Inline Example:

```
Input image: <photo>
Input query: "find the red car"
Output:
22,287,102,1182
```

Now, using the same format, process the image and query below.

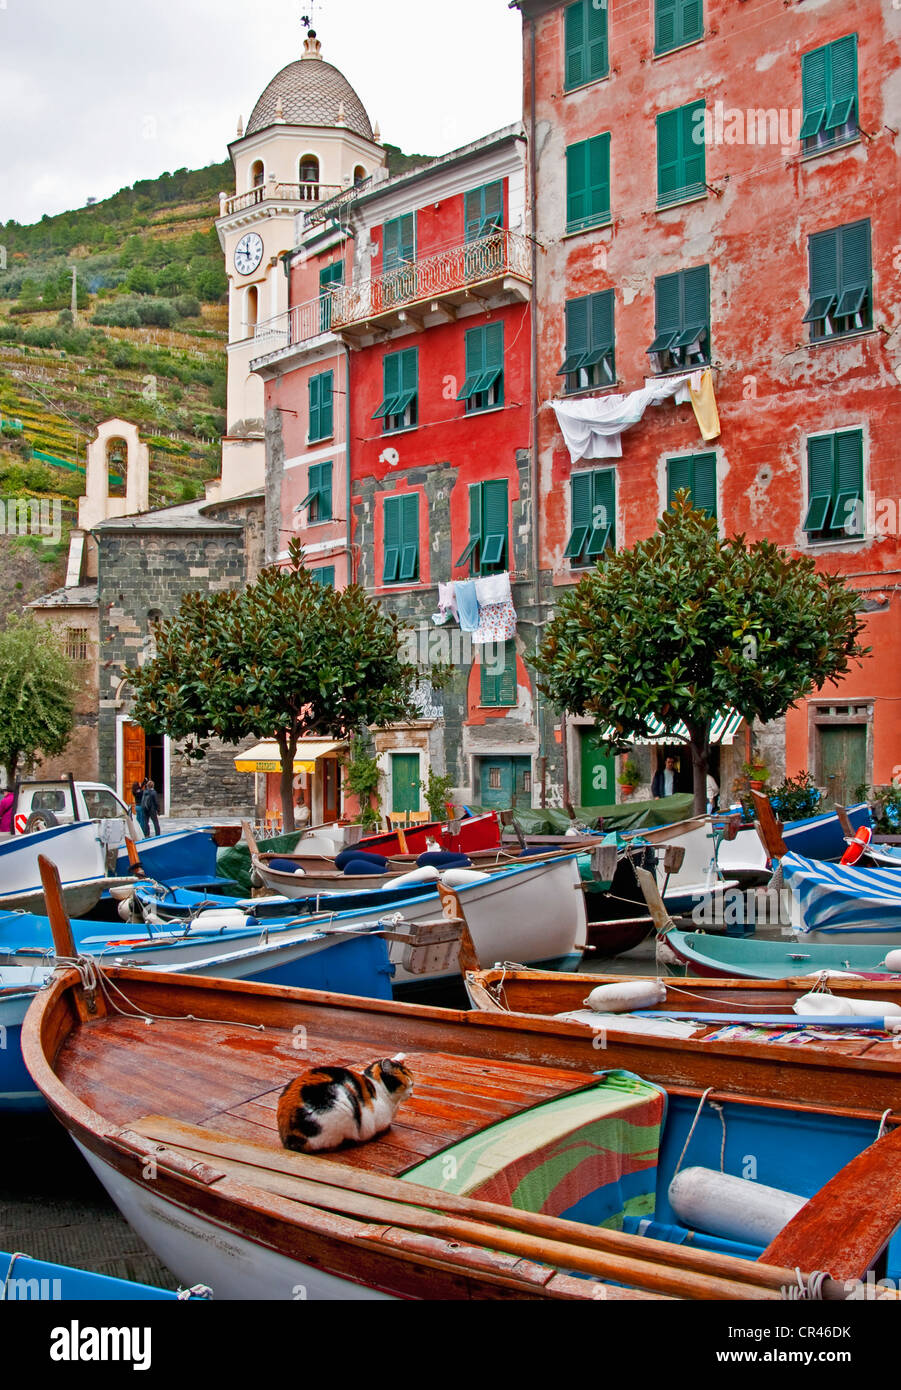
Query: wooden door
123,723,146,803
321,758,341,823
391,754,420,815
580,729,615,806
820,726,867,806
479,756,532,809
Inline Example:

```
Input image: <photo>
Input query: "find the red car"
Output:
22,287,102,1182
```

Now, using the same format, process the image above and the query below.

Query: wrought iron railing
224,183,344,216
330,230,532,327
304,176,373,229
252,294,335,354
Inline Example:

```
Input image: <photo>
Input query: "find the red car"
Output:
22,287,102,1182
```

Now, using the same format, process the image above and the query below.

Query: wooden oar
38,856,107,1023
241,820,261,858
761,1124,901,1281
132,1115,852,1300
122,836,146,878
751,789,788,859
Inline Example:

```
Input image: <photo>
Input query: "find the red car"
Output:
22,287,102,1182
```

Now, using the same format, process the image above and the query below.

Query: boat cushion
401,1069,665,1229
341,858,388,876
335,848,387,871
268,859,303,874
416,851,471,869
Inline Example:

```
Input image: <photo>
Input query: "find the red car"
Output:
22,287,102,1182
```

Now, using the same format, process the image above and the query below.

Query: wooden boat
22,860,901,1302
113,825,221,885
656,927,901,981
1,964,51,1111
0,821,137,917
0,1249,208,1301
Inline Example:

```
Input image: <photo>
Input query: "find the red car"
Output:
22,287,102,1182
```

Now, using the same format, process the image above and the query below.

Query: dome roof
246,36,374,141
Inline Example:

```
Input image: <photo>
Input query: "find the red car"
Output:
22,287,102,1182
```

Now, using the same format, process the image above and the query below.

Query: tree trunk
686,723,711,817
275,729,298,835
4,756,17,790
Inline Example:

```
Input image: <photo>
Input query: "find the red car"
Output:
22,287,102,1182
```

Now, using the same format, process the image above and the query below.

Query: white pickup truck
6,777,144,840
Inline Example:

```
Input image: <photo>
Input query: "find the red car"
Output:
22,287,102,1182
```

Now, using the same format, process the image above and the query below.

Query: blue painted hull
0,996,43,1111
781,803,871,860
114,827,219,882
0,1250,193,1300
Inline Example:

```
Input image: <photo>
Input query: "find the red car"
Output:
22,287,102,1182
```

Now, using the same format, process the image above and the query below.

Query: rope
793,1268,829,1301
177,1284,214,1300
0,1252,28,1300
673,1088,727,1176
54,955,266,1034
877,1109,892,1141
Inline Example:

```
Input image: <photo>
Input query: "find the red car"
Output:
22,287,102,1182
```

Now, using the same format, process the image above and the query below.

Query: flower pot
619,784,636,797
749,779,766,792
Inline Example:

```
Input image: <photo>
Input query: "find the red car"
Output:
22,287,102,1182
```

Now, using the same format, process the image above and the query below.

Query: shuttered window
657,101,706,206
648,266,710,371
319,260,344,332
298,460,333,524
308,371,334,442
373,348,418,431
455,479,509,576
383,493,420,585
804,220,872,341
383,214,416,272
313,567,335,588
565,470,616,567
565,133,611,234
803,430,864,541
564,0,609,90
667,453,717,518
464,182,504,242
801,35,858,152
559,290,615,393
457,323,504,413
655,0,703,56
481,640,517,708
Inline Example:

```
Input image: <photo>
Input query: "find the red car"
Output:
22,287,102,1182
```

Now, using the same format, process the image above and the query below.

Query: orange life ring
841,824,873,865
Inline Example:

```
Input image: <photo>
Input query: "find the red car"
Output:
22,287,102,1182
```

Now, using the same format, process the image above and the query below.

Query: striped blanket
781,852,901,936
402,1070,666,1229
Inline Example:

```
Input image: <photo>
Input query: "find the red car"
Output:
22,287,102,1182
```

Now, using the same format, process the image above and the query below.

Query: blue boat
113,825,220,884
780,803,871,860
780,851,901,945
0,1249,209,1301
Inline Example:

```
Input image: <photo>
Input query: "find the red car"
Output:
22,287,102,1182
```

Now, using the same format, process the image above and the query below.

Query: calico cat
276,1054,414,1153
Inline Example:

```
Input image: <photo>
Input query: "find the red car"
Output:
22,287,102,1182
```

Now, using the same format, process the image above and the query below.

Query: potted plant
770,771,821,822
741,758,769,792
618,757,641,797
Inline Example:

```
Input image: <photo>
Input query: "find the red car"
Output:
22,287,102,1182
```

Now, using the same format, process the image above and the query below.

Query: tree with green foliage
532,497,869,813
0,615,76,786
128,542,420,830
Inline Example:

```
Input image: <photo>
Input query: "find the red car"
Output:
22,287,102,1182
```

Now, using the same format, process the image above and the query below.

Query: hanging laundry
432,581,459,625
552,370,720,463
688,367,721,442
472,601,517,645
474,572,512,606
455,578,480,633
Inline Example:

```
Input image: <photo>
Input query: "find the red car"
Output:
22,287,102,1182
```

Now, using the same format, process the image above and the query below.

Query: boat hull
658,928,901,981
0,821,107,895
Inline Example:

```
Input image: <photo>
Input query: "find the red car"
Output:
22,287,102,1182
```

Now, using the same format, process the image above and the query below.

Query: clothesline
434,571,517,645
550,368,721,464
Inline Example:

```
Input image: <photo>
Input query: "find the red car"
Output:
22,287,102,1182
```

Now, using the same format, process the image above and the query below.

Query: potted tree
618,758,641,798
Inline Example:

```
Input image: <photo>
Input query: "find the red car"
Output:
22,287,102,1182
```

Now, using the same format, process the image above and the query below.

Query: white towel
474,572,512,606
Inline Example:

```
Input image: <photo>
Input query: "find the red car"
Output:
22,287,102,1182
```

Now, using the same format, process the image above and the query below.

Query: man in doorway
132,778,148,834
652,756,678,799
141,780,161,836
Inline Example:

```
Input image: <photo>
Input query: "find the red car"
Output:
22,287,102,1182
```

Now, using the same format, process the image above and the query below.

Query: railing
330,230,532,328
304,176,373,229
224,183,344,216
251,294,335,354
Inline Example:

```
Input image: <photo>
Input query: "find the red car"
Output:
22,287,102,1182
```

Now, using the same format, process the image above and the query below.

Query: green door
479,756,532,810
820,727,867,806
580,729,616,807
391,753,420,816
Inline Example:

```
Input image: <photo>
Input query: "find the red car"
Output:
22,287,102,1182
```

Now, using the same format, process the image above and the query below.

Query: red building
515,0,901,808
255,126,538,819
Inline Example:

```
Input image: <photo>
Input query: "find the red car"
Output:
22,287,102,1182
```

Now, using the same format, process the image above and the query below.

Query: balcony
221,182,344,219
331,230,532,336
249,296,336,368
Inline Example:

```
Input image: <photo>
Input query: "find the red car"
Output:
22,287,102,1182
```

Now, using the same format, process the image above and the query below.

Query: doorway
820,726,867,806
478,756,532,810
579,729,616,806
121,721,166,813
391,753,421,816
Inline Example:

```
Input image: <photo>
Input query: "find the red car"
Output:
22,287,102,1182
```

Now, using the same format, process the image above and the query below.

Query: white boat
0,822,110,900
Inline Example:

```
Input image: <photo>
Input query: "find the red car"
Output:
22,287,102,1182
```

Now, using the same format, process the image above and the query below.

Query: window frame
457,323,505,415
565,132,612,236
455,478,509,577
654,0,704,57
666,451,718,519
373,347,419,434
648,266,710,374
565,469,616,569
382,492,421,587
297,460,333,526
464,182,505,242
382,214,416,273
564,0,609,92
804,220,872,343
803,429,865,545
559,290,616,394
480,639,518,709
800,35,859,157
308,370,334,443
656,100,707,208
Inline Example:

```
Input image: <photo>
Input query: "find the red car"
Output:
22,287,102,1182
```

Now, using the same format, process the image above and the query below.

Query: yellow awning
234,740,347,774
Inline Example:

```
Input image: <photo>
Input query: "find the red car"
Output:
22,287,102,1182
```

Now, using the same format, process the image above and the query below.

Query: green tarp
469,794,695,835
216,831,305,895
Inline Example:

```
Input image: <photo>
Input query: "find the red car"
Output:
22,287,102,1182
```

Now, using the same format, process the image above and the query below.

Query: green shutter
566,141,589,232
481,641,516,708
561,297,590,375
587,469,615,553
311,371,333,440
456,482,482,569
681,265,709,336
657,0,703,54
692,453,717,518
831,430,864,533
565,1,587,89
836,221,871,316
588,134,610,225
658,104,707,206
498,641,517,707
657,109,682,204
804,435,836,532
680,102,706,196
655,0,677,53
667,456,694,507
308,375,320,440
319,261,343,331
374,352,402,419
681,0,703,44
826,34,857,130
383,215,414,271
318,461,332,522
313,567,335,588
480,479,508,571
466,181,504,240
586,0,608,81
565,472,593,560
399,493,420,582
565,0,608,89
457,328,486,400
806,228,839,324
567,136,610,232
651,272,683,352
801,46,829,138
383,496,401,584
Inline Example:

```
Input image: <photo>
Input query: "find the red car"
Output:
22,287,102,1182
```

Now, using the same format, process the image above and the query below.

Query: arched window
246,284,259,333
354,165,367,187
250,160,265,189
106,437,127,498
299,155,320,200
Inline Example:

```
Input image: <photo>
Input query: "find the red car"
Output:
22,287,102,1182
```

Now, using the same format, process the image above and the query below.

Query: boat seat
401,1070,666,1229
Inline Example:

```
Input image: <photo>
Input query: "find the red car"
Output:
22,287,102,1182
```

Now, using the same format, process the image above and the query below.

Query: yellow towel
689,368,721,442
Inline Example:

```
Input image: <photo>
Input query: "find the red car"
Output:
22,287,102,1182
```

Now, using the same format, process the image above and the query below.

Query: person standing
706,773,720,815
141,780,161,837
652,756,678,799
132,778,148,834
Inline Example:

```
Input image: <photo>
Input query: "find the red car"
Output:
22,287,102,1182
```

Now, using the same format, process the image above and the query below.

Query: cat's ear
391,1053,406,1064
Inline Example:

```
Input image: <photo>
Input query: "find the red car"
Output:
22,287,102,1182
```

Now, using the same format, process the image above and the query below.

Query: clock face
234,232,264,276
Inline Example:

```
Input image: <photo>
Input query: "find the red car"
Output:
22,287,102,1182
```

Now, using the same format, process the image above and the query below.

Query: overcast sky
0,0,524,226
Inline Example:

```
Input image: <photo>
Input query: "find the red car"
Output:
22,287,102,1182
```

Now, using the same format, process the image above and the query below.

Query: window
481,640,517,708
667,452,717,518
804,221,872,342
308,371,334,442
803,430,864,542
319,261,343,332
297,461,333,524
648,265,710,372
250,160,264,189
373,349,418,432
456,480,509,576
313,567,336,588
383,493,420,585
559,291,615,393
300,155,320,188
457,323,504,414
564,0,609,89
383,214,415,272
565,133,611,234
655,0,703,55
565,470,615,567
801,35,858,154
464,182,504,242
657,101,706,207
66,627,89,661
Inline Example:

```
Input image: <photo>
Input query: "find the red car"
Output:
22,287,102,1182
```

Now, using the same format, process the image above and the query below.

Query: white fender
885,950,901,972
388,866,441,888
793,990,901,1018
193,908,251,929
668,1167,807,1246
584,979,667,1013
440,868,491,886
